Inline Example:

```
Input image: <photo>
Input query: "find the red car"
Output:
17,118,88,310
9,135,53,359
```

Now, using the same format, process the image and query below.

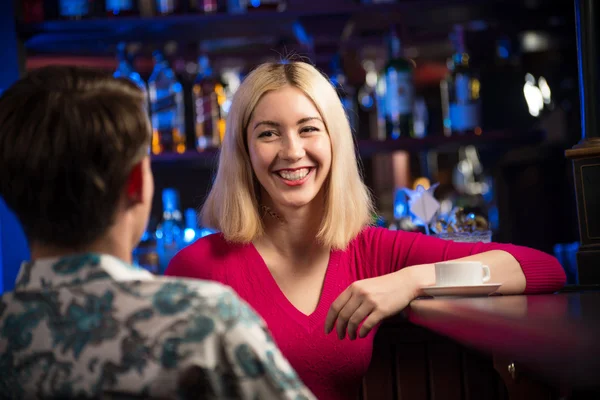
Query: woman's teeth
277,168,310,181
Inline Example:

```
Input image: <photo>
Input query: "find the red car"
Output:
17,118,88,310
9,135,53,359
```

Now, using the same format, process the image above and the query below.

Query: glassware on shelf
246,0,286,12
156,188,184,273
434,230,492,243
441,25,482,136
379,26,415,139
58,0,95,19
148,50,187,154
193,54,224,151
154,0,181,15
113,42,146,92
105,0,139,16
329,54,358,135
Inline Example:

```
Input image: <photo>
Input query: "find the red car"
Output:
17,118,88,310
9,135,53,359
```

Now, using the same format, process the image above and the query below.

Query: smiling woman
165,61,566,400
247,86,332,210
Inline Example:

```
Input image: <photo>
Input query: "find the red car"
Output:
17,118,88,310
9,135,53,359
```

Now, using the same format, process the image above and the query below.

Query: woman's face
246,86,332,211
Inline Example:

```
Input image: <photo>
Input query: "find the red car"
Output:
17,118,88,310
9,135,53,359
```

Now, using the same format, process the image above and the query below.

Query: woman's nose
279,135,305,161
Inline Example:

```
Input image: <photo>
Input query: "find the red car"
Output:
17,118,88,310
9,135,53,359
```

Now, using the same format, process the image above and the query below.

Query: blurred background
0,0,584,290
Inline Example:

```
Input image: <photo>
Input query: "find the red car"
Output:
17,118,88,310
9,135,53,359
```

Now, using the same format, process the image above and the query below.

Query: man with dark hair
0,66,314,399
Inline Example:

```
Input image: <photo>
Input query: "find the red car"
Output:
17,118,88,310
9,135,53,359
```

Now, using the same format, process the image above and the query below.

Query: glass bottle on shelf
113,42,146,92
380,27,415,139
440,25,482,136
156,189,184,273
58,0,95,19
148,50,186,154
246,0,286,12
193,55,225,151
105,0,138,16
154,0,181,15
330,54,358,135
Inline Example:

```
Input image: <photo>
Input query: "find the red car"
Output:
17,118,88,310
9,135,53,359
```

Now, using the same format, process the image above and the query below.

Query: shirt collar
14,253,155,291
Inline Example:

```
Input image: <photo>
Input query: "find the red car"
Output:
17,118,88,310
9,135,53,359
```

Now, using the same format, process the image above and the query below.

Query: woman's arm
364,227,566,294
401,249,526,295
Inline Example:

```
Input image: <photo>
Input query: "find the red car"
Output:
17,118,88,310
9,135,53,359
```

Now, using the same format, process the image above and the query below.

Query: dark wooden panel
462,348,503,400
427,341,463,400
362,339,395,400
395,342,429,400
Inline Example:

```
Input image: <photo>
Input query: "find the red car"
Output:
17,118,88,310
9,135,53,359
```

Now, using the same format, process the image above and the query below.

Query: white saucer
422,283,502,298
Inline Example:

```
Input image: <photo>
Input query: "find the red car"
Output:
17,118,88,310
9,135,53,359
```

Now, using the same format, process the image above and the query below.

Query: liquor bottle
105,0,138,16
156,189,184,273
330,54,358,135
246,0,286,12
380,27,415,139
113,43,146,92
148,50,187,154
193,55,225,151
155,0,180,15
58,0,94,19
441,25,482,136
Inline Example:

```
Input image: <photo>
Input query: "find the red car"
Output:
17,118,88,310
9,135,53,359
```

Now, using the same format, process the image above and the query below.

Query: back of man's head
0,66,150,249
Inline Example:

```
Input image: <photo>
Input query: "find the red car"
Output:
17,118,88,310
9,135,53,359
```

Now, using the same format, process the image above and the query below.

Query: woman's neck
258,201,328,262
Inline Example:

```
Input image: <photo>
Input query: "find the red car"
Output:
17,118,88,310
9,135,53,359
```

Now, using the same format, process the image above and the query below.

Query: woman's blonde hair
201,61,374,249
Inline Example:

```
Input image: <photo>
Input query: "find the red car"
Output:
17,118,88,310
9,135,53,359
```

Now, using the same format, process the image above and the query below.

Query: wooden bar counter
361,291,600,400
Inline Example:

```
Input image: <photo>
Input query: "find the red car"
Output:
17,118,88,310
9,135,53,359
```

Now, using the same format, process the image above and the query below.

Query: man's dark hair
0,66,150,248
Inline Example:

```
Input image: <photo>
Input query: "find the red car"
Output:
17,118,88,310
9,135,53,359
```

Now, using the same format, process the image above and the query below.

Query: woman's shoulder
166,233,246,278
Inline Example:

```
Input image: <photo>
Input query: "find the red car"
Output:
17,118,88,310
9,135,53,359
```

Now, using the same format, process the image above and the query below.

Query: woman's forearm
398,250,527,298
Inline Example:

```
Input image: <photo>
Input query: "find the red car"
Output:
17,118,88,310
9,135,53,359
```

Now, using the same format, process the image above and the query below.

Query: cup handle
482,265,491,283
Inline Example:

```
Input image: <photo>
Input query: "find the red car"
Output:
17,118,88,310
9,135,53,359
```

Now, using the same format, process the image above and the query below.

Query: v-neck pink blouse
166,227,566,400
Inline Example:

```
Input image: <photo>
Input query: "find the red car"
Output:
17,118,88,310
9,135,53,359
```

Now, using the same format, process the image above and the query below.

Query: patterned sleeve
216,288,316,400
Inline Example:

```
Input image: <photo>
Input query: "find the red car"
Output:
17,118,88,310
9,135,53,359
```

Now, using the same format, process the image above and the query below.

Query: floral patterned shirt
0,253,315,399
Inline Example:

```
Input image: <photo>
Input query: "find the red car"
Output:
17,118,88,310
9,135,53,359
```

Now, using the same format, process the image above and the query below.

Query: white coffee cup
434,261,491,287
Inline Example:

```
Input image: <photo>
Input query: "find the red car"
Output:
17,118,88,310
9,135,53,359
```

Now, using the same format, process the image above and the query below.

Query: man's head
0,66,153,254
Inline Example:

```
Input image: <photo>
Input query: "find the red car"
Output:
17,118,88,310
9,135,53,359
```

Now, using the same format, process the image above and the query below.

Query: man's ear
126,161,144,204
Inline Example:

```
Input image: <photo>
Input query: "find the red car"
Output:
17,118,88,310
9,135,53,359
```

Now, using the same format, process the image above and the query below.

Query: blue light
250,0,261,8
497,45,509,59
360,94,373,108
394,203,406,219
184,228,196,243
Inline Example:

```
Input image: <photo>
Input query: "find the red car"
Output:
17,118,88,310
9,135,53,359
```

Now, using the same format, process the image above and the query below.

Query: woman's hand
324,267,427,340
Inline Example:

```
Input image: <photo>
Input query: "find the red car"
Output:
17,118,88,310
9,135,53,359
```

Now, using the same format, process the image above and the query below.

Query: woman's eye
258,131,276,138
300,126,319,133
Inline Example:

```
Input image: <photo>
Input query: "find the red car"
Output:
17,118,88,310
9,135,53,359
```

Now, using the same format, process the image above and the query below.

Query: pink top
166,227,566,400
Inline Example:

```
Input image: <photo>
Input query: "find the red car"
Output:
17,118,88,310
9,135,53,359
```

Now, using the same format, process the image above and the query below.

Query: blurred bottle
227,0,246,13
183,208,200,245
58,0,95,19
113,43,147,92
380,27,415,139
330,54,358,135
133,228,160,274
156,189,184,273
246,0,286,12
148,50,186,154
105,0,138,16
154,0,181,14
193,0,227,13
441,25,482,136
413,97,429,138
193,55,224,151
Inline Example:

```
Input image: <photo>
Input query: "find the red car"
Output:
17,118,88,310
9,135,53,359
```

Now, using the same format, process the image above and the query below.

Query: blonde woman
166,62,566,400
